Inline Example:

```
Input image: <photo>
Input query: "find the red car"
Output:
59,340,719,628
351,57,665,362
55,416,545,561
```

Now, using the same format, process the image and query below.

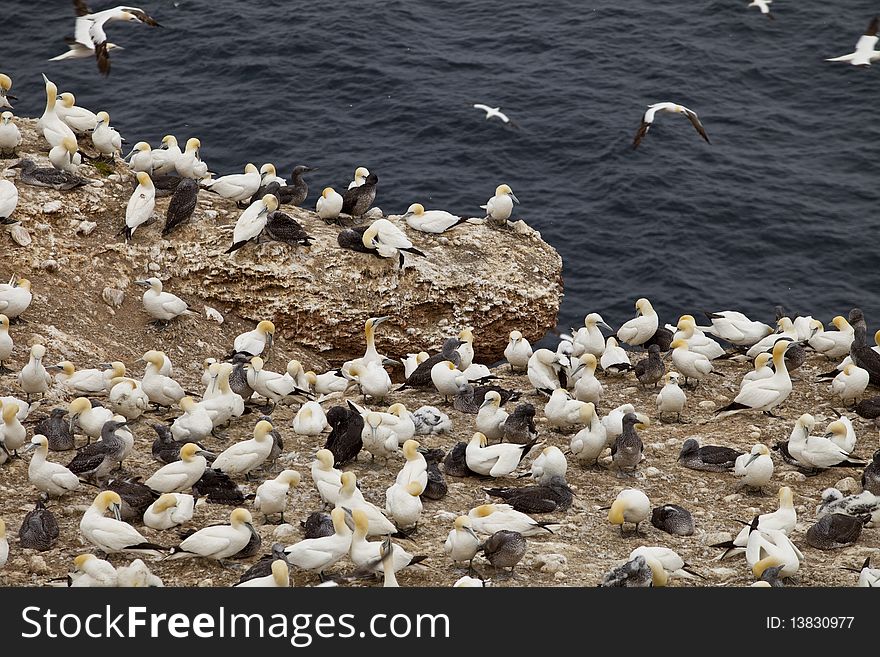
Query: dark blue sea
4,0,880,337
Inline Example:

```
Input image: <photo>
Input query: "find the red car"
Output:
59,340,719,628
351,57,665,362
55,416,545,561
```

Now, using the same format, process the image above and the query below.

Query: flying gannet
632,102,710,150
827,16,880,66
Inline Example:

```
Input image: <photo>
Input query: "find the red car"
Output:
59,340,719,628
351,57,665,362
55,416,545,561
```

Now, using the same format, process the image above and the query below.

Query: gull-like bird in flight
827,16,880,67
632,102,710,150
473,104,518,128
747,0,773,20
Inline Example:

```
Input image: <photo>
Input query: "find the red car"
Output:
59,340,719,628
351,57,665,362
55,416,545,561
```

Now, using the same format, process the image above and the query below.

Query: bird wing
376,221,414,249
180,528,233,555
473,104,491,114
683,109,710,143
632,121,650,149
734,380,780,410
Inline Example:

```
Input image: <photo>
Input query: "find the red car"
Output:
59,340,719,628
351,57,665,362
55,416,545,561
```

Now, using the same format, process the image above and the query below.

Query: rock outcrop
3,118,563,363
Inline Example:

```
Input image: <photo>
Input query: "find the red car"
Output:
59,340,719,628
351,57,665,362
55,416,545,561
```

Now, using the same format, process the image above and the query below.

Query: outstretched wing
684,109,710,144
631,120,650,149
73,0,91,17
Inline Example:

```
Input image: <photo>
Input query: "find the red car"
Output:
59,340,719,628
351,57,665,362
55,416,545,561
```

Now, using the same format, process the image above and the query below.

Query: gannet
528,444,565,483
610,412,646,477
501,402,537,444
143,493,195,530
54,360,121,393
115,558,164,587
38,75,76,147
444,516,480,568
808,316,854,359
630,546,700,583
18,344,52,400
747,0,773,19
343,166,369,190
479,530,526,575
311,449,343,504
270,164,315,206
827,16,880,66
125,141,152,173
385,481,424,529
284,508,352,579
734,444,774,491
169,396,212,442
307,369,349,395
120,171,155,241
135,277,196,325
412,405,452,435
570,354,602,404
68,554,117,587
655,371,686,422
0,277,32,320
712,487,796,559
168,508,254,561
392,439,426,489
703,310,774,346
600,555,653,587
18,499,59,553
573,313,612,357
673,315,726,359
201,162,260,203
570,403,607,465
201,363,244,427
341,172,378,218
863,450,880,495
742,352,773,388
502,329,532,372
175,137,208,179
307,187,343,225
678,438,742,472
669,339,718,386
360,411,400,461
55,91,98,133
467,503,555,536
476,391,509,442
817,488,880,526
254,470,301,522
424,450,448,497
346,361,393,401
158,176,199,235
473,103,513,125
431,360,467,402
544,388,588,430
48,136,83,174
232,320,275,358
634,344,665,387
68,2,160,75
0,112,21,156
349,509,424,578
788,413,865,470
25,433,79,498
485,475,572,514
602,403,638,442
145,443,207,492
807,513,865,550
151,135,181,174
482,184,519,227
527,348,564,394
361,217,426,267
717,340,792,416
607,488,651,535
617,298,659,347
599,336,631,374
293,401,329,435
651,504,694,536
90,110,123,158
140,350,185,406
465,432,535,477
226,193,278,253
831,364,869,404
0,400,26,456
212,420,275,477
323,405,363,466
261,209,313,247
0,314,12,374
745,318,798,358
403,203,468,234
746,522,803,579
10,157,86,190
0,73,15,110
81,491,165,556
632,102,710,149
232,559,289,588
335,472,397,536
848,557,880,587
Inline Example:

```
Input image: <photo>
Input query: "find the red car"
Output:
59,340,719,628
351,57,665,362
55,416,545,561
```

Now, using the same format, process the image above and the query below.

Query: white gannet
25,435,80,497
669,339,717,386
226,194,279,253
444,516,480,568
431,360,466,402
527,348,564,394
335,472,397,536
403,203,467,234
0,314,12,373
0,400,26,454
143,493,195,530
0,113,21,157
601,403,638,442
747,0,773,18
632,102,710,149
465,432,534,477
151,135,181,175
306,369,349,394
473,104,513,124
361,411,400,461
831,364,869,404
827,16,880,66
630,546,699,583
746,318,798,358
201,363,244,427
311,449,343,505
481,184,519,226
66,396,113,440
250,358,310,406
292,401,329,436
0,277,32,319
55,360,122,394
18,344,52,399
717,340,792,416
170,396,213,442
140,350,185,406
48,136,83,174
343,316,392,371
570,403,607,465
530,445,567,484
742,352,773,388
504,330,532,372
234,559,290,588
145,443,207,493
573,313,613,357
347,166,370,190
715,487,796,559
233,320,275,357
115,558,164,587
136,277,196,325
747,525,804,579
91,110,122,158
401,352,429,378
385,481,424,529
617,298,659,347
453,575,485,587
346,361,393,401
254,469,301,522
284,507,352,577
543,388,588,430
168,508,254,561
456,327,475,370
573,353,604,403
826,416,856,454
38,75,76,148
55,91,97,133
201,162,260,203
0,73,15,110
703,310,774,346
808,316,854,359
599,336,631,374
175,137,208,179
816,488,880,526
476,391,509,442
656,371,686,421
467,503,555,536
68,554,118,587
124,141,152,172
607,488,651,535
212,419,275,477
122,171,155,241
67,3,160,75
316,186,344,220
849,557,880,587
80,491,164,556
349,509,421,575
394,439,428,490
360,218,426,267
734,444,774,491
673,315,725,359
788,414,864,470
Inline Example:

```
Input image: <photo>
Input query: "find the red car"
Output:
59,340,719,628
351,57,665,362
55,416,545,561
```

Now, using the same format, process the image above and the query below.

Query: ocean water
3,0,880,337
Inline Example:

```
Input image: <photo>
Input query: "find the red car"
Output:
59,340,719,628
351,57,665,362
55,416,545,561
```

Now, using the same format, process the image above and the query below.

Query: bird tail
816,369,840,380
518,438,540,464
404,246,426,257
225,240,247,254
536,521,556,533
715,401,748,414
408,555,430,566
682,565,706,580
710,370,725,377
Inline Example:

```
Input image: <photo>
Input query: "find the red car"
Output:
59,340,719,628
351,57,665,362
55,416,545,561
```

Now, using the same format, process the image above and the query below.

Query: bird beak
510,193,520,204
479,398,492,409
374,316,391,326
68,416,78,433
571,362,585,376
112,503,122,522
134,280,151,287
22,442,38,454
382,358,401,367
744,453,760,467
97,362,113,370
662,351,673,360
823,432,833,440
599,321,613,332
466,527,479,540
46,365,62,372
